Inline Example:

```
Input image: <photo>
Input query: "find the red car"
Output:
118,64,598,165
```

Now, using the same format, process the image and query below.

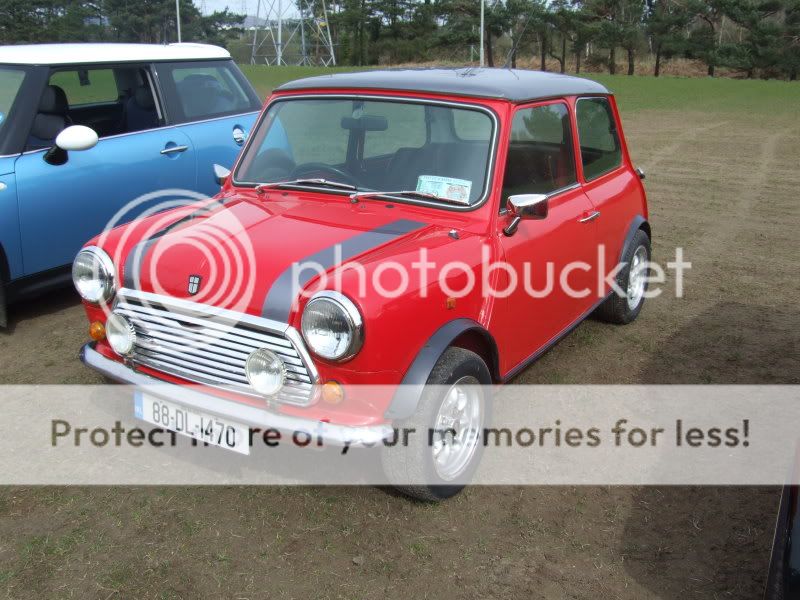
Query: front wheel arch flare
385,319,498,420
619,215,651,265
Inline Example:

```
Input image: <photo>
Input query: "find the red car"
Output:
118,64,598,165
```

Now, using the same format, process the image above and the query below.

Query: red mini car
75,68,650,500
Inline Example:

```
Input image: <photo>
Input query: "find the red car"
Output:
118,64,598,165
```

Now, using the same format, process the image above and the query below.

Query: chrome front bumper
80,343,394,448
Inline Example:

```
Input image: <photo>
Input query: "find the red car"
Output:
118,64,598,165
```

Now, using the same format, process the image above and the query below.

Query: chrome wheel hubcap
431,376,483,481
626,245,648,310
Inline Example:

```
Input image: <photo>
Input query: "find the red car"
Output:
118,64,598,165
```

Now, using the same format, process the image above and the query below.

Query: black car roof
276,67,610,102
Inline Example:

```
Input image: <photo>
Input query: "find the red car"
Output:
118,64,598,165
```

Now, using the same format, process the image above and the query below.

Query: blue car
0,43,263,325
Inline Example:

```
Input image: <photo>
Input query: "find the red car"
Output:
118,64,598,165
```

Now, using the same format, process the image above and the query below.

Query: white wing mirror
45,125,99,165
56,125,99,151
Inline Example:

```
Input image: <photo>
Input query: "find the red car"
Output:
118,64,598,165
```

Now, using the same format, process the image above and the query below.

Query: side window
500,102,576,207
27,66,161,149
157,61,260,123
363,101,425,159
576,97,622,181
49,69,118,106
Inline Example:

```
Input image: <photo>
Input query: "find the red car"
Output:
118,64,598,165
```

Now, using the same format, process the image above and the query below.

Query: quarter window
576,97,622,181
501,102,576,207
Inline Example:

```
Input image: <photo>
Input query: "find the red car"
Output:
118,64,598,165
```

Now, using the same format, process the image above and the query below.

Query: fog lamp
246,348,286,396
106,313,136,356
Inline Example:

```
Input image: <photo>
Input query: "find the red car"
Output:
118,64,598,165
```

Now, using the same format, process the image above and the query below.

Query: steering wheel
289,163,359,187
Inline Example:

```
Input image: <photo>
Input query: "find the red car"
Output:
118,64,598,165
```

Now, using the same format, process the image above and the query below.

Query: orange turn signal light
321,381,345,405
89,321,106,341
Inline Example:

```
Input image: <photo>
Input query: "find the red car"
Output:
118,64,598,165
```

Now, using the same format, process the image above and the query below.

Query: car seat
27,85,71,150
125,85,159,132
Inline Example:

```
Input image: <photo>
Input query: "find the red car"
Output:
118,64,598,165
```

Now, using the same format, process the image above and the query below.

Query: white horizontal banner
0,385,798,486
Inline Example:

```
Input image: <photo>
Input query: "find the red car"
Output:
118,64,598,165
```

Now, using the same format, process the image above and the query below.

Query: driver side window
500,102,577,209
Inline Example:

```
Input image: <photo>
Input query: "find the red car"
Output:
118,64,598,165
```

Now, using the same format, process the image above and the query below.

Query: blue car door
13,64,198,276
154,60,262,196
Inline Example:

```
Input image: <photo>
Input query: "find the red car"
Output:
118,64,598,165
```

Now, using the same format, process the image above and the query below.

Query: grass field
240,64,800,117
0,68,799,599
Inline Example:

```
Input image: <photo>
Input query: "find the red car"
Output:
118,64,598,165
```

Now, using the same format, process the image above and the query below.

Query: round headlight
72,246,116,304
301,291,364,361
106,313,136,356
246,348,287,396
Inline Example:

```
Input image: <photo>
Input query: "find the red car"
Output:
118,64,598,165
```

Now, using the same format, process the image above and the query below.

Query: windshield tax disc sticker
416,175,472,204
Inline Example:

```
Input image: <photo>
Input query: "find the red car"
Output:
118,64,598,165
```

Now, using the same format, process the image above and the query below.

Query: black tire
594,228,651,325
381,347,492,502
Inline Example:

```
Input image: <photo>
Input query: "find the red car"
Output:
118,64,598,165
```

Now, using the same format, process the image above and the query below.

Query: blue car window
0,67,26,142
170,65,253,121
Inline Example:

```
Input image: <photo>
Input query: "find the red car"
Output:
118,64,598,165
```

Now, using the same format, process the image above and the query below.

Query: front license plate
134,392,250,455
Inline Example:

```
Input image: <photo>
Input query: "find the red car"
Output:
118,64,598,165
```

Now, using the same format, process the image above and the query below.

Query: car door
495,100,600,373
14,63,197,276
154,60,262,197
574,96,637,285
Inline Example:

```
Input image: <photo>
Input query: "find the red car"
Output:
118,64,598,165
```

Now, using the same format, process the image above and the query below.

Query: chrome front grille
114,289,317,406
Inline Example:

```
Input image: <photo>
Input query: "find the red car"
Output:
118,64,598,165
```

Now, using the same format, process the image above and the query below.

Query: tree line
0,0,798,79
322,0,799,79
0,1,243,49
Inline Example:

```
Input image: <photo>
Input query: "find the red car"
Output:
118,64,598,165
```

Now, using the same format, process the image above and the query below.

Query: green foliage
0,0,243,46
0,0,799,79
0,0,106,43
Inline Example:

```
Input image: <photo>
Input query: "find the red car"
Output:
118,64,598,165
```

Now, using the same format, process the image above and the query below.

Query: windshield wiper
256,178,357,193
349,190,460,204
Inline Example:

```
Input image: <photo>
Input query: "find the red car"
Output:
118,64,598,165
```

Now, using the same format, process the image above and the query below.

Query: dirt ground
1,105,799,599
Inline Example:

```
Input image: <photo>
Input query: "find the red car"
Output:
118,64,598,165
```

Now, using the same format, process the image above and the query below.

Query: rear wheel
381,347,491,501
595,229,651,325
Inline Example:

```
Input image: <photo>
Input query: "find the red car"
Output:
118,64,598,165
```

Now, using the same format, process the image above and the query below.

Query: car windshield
235,97,495,207
0,67,27,143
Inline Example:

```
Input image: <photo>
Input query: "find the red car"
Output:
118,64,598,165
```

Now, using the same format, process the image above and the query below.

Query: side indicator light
321,381,345,405
89,321,106,341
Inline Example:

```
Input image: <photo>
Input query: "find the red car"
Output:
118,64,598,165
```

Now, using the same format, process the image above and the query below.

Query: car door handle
579,211,601,223
160,145,189,155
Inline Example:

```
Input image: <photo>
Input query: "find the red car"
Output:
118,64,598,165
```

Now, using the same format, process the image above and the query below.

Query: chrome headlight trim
301,290,364,362
72,246,117,304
